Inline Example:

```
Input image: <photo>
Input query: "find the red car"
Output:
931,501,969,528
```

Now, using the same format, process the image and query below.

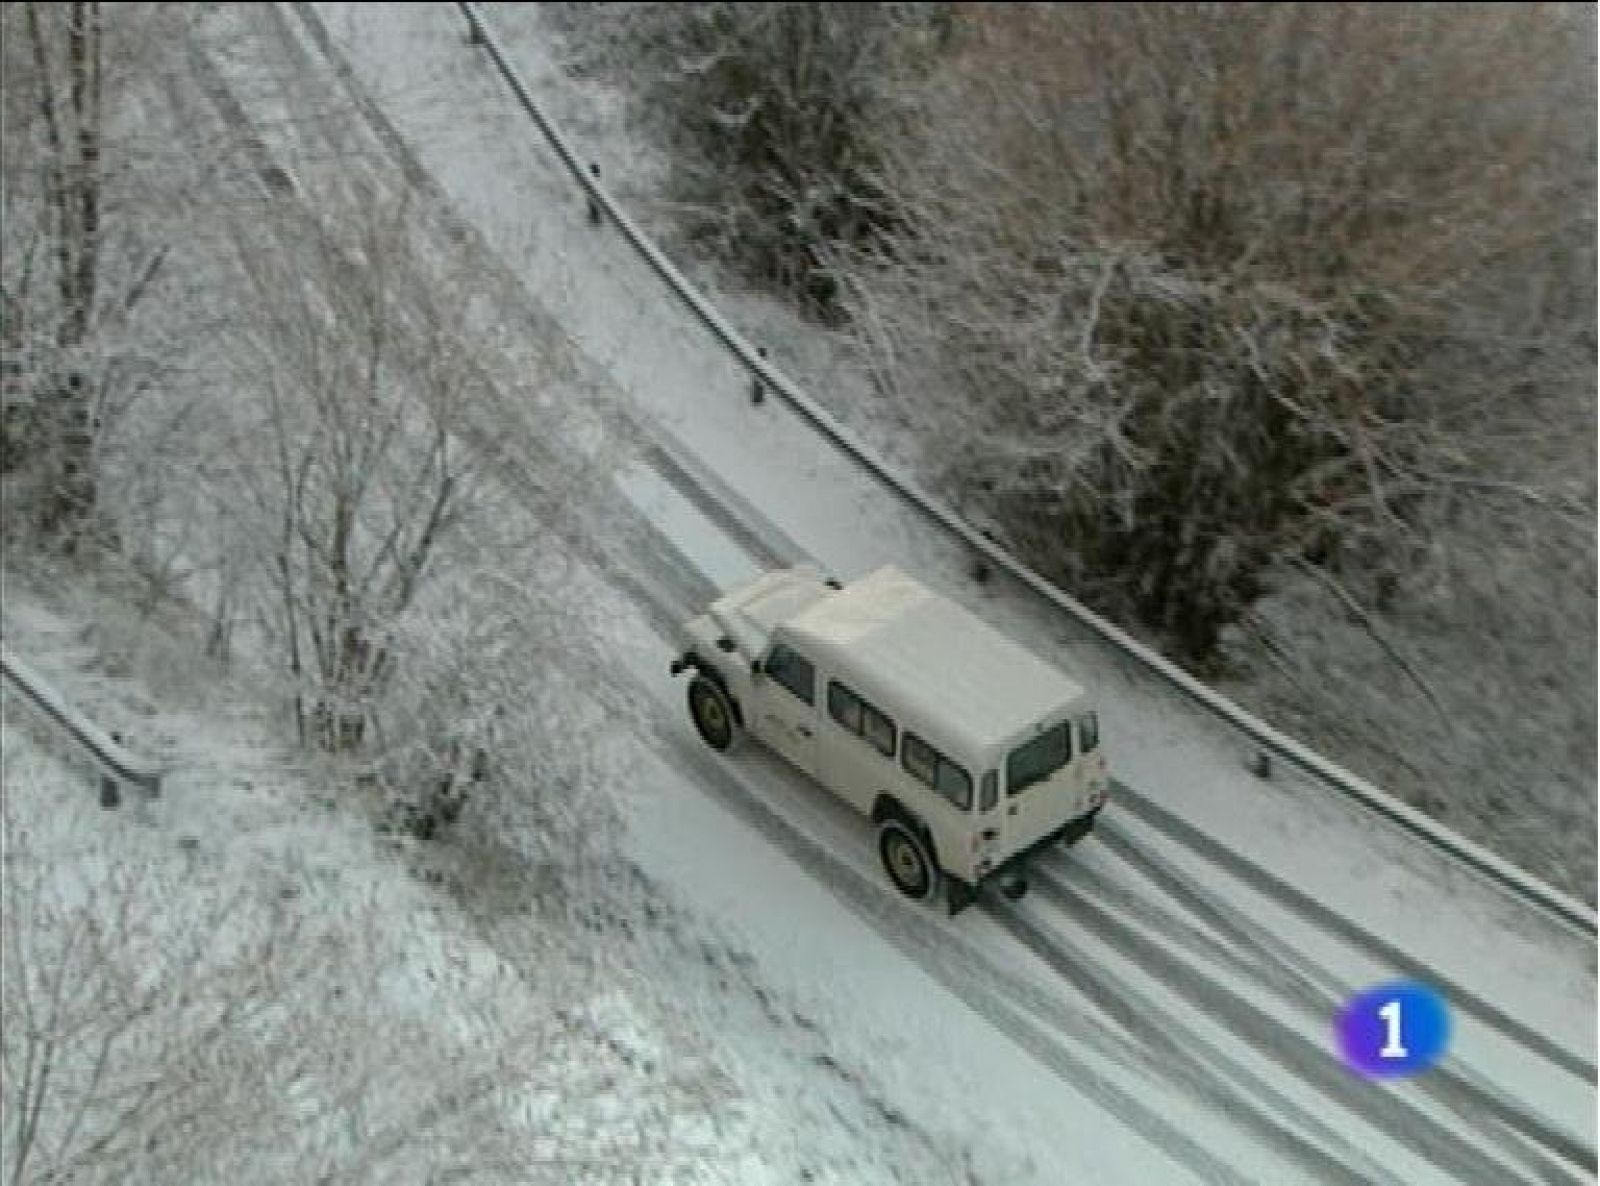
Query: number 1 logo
1377,999,1408,1059
1337,982,1450,1078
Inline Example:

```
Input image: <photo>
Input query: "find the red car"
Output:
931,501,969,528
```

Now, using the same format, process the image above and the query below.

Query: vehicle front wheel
688,676,737,752
878,818,940,902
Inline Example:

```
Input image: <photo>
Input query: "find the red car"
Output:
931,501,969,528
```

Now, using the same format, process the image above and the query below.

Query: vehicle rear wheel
1061,805,1102,848
688,676,736,751
878,818,939,902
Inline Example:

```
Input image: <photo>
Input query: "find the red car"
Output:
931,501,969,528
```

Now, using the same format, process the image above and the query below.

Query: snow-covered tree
213,186,474,755
1,2,197,554
554,1,946,319
837,1,1594,662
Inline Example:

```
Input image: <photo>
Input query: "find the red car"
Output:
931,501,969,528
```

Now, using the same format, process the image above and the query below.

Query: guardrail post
587,163,602,225
751,347,768,404
1248,750,1272,779
465,13,483,45
99,730,128,808
972,529,997,585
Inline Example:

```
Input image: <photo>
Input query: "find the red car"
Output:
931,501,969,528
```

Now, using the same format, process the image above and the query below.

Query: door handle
798,726,813,738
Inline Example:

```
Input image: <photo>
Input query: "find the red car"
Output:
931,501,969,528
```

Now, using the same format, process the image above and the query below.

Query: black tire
878,818,940,902
1061,805,1102,848
688,676,736,752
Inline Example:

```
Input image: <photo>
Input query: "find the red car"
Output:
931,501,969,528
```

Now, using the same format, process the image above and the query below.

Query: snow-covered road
156,3,1599,1181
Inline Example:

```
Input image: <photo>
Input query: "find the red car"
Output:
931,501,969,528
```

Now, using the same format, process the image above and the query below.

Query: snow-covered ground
1,567,753,1184
4,3,1593,1183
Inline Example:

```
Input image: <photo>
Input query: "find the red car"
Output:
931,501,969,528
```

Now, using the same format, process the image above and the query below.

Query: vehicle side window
828,681,862,733
829,681,898,758
935,761,972,808
980,771,998,812
1079,712,1100,753
862,704,896,758
903,732,972,810
902,734,937,785
1008,722,1072,797
765,643,815,706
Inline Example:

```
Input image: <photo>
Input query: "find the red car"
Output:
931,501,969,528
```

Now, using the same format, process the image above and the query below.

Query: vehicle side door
819,678,897,815
752,638,820,779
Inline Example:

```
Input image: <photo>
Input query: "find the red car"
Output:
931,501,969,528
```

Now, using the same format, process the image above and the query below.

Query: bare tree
813,2,1596,888
211,185,475,755
1,2,194,554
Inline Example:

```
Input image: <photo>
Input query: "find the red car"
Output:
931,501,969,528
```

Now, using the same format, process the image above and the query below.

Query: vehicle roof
782,566,1087,762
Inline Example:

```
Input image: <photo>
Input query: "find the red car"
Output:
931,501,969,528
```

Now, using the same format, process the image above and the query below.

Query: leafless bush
201,170,636,855
363,510,634,861
0,798,508,1184
555,1,946,319
3,856,287,1184
839,1,1594,662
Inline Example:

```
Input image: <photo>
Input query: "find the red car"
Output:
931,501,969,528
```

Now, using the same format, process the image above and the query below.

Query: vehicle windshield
1007,721,1071,796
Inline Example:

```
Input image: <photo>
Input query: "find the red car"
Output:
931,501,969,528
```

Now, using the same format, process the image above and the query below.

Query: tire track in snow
1067,818,1595,1182
640,730,1257,1186
1110,782,1597,1083
1028,869,1578,1186
987,900,1400,1186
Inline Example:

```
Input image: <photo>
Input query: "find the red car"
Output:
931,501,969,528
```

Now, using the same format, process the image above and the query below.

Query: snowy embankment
1,570,766,1183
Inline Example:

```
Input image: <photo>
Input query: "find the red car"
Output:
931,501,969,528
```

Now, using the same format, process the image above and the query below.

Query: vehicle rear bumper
947,802,1104,915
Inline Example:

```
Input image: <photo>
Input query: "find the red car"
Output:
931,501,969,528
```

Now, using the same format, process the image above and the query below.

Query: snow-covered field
3,3,1594,1183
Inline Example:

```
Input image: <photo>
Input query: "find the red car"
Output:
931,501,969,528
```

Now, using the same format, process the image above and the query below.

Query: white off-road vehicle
669,565,1108,913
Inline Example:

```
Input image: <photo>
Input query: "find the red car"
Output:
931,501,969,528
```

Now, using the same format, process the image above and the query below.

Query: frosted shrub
840,2,1594,663
560,1,945,319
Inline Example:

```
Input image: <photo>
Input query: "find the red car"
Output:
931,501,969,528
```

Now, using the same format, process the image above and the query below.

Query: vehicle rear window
1079,712,1099,754
1008,723,1071,796
903,733,972,810
980,771,998,812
